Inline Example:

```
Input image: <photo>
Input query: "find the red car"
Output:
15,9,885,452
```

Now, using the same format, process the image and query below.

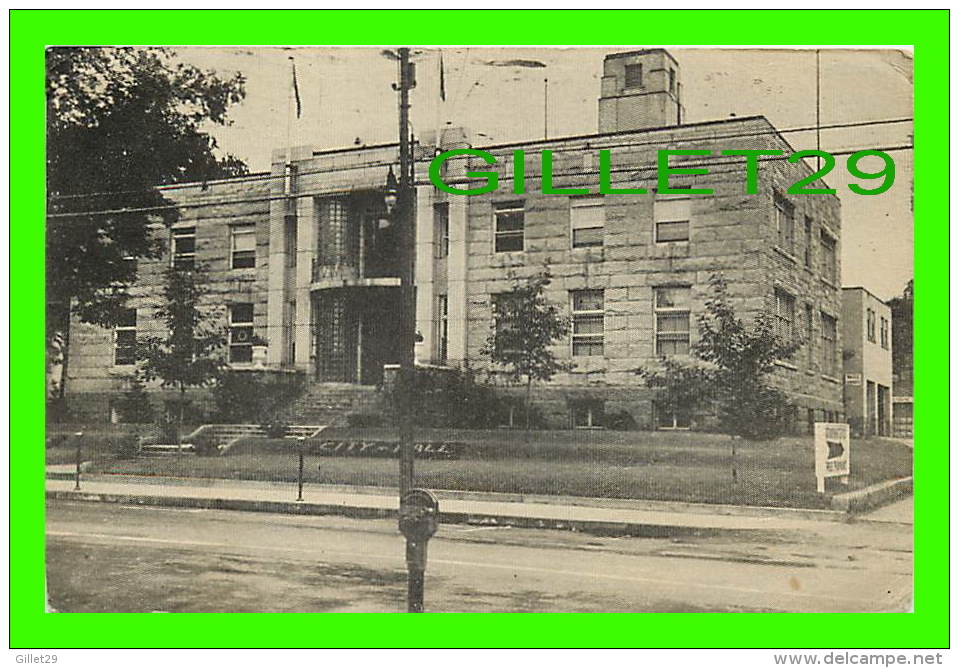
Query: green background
12,9,947,648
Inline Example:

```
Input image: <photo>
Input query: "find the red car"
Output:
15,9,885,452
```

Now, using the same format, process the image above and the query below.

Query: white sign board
814,422,851,494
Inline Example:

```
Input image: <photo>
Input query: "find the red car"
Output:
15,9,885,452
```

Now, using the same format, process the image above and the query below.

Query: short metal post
74,431,83,490
296,436,305,501
406,539,426,613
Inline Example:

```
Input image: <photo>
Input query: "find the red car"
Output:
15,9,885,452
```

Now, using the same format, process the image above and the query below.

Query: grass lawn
68,428,914,510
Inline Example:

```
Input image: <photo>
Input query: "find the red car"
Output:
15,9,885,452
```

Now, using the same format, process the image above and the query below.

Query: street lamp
383,166,398,215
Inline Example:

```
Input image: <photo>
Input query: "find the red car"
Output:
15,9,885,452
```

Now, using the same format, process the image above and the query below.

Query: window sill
806,369,816,376
773,246,798,263
820,277,839,289
774,360,798,371
821,374,841,384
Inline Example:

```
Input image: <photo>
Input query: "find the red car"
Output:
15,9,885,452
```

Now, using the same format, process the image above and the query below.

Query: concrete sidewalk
46,470,856,536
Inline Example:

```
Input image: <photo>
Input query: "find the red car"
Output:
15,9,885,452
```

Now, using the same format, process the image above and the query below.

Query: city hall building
63,49,845,430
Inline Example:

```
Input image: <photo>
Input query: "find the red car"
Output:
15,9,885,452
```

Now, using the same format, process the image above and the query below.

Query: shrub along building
63,48,845,431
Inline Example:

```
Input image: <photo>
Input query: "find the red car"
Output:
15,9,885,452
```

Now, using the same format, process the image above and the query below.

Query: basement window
570,399,605,429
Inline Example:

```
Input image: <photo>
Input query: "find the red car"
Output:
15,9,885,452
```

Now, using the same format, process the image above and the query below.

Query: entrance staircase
286,382,386,427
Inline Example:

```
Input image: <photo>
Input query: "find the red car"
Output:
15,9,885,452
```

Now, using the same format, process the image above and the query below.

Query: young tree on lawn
639,275,800,442
46,47,246,401
481,272,571,429
695,275,800,440
137,266,226,443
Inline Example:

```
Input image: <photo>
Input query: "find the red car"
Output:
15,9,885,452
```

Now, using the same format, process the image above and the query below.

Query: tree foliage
137,266,226,438
46,47,247,332
481,272,571,428
640,275,801,440
482,273,571,385
887,279,913,392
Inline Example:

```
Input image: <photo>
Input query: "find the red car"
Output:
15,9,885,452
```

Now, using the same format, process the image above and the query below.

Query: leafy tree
137,266,226,443
46,47,246,397
695,275,800,440
887,279,913,395
639,275,800,442
481,272,571,429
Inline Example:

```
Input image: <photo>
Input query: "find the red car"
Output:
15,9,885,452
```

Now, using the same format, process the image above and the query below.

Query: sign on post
814,422,850,494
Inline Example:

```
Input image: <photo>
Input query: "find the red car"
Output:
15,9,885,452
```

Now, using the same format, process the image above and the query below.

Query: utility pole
396,47,415,498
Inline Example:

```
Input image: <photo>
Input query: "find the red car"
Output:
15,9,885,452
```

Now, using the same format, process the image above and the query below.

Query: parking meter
398,488,439,612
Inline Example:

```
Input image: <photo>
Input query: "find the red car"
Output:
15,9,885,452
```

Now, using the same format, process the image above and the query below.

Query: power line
45,142,913,221
47,116,913,203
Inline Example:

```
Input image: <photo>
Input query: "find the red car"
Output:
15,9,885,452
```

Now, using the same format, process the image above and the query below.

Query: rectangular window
284,214,297,269
655,286,691,356
866,308,877,343
229,303,255,364
805,303,815,368
668,68,676,94
433,203,450,259
820,231,838,284
114,308,137,366
880,316,890,349
803,216,813,268
570,196,605,248
625,63,643,89
435,294,448,364
494,201,524,253
775,289,796,342
571,399,605,429
654,193,690,242
774,195,795,254
231,225,256,269
821,312,838,377
172,226,196,270
491,293,521,355
655,399,691,430
571,289,604,357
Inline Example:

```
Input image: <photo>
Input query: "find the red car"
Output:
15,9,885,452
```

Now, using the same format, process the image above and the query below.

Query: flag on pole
439,51,446,102
290,57,302,119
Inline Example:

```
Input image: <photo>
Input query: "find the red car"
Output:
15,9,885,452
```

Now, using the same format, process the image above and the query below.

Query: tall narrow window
114,308,137,366
880,316,890,350
624,63,643,89
435,294,448,364
433,203,450,259
774,195,794,254
231,225,256,269
821,312,838,377
654,286,691,355
866,308,877,343
774,289,796,342
494,201,524,253
571,289,604,357
820,231,838,284
570,196,605,248
805,303,815,368
668,68,676,94
803,216,813,268
172,226,196,270
654,193,690,242
229,303,254,364
284,215,297,269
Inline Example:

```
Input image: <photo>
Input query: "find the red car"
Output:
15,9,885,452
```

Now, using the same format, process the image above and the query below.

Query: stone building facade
63,48,845,430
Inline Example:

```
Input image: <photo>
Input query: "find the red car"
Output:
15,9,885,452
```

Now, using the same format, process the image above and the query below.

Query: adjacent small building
841,287,893,436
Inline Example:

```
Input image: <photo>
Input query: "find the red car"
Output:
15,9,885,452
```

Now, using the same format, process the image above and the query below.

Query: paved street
46,499,912,613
